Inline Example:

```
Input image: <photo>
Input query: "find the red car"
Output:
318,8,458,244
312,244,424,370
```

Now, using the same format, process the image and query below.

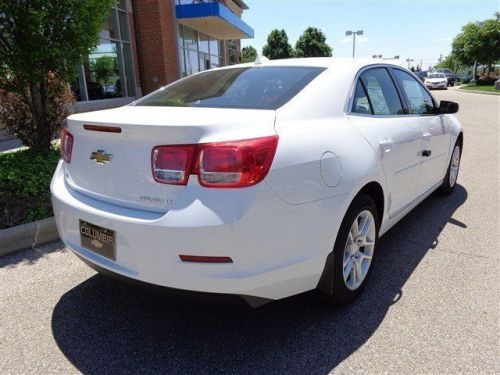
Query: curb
0,217,60,257
456,87,500,96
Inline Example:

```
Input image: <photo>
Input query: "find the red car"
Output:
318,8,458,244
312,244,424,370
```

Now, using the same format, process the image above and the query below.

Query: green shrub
0,146,60,229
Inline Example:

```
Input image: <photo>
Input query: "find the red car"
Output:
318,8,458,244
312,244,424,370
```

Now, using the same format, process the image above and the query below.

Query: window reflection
74,3,136,102
178,25,224,77
84,42,122,100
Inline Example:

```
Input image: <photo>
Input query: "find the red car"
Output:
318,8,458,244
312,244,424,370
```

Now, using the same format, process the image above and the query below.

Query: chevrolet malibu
51,58,463,306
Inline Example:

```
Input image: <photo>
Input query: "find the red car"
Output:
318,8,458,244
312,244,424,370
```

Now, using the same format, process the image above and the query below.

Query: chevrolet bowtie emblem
90,150,113,164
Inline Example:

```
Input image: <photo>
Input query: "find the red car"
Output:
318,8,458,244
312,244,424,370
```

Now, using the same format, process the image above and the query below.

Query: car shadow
51,185,467,374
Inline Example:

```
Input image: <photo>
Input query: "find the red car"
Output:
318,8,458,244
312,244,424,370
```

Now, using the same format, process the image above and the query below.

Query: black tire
319,194,379,306
439,141,462,195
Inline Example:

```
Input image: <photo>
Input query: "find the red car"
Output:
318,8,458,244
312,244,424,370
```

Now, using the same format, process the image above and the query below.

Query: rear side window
359,68,404,115
393,69,436,115
352,81,372,114
134,66,326,110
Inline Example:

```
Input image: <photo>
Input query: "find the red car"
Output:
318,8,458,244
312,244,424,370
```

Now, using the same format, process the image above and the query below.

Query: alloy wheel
449,145,460,187
343,210,376,290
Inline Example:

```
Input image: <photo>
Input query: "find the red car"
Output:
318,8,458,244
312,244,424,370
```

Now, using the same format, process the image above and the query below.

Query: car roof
218,57,406,76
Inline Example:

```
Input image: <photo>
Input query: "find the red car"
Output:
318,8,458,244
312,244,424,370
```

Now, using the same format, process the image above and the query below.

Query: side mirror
439,100,459,114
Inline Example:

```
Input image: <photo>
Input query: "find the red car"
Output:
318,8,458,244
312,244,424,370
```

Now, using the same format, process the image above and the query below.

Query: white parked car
424,72,448,89
51,59,463,306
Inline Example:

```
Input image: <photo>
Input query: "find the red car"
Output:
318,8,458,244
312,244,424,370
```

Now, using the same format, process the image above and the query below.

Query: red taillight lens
195,136,279,188
151,136,278,188
60,128,74,163
152,145,196,185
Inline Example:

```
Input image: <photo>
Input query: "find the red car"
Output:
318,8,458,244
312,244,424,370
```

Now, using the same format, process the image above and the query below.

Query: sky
240,0,499,69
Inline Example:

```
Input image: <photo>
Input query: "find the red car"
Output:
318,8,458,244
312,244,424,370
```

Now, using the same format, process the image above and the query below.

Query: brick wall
133,0,179,95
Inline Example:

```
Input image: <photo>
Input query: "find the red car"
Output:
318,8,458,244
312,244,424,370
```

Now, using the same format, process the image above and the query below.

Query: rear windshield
133,66,326,110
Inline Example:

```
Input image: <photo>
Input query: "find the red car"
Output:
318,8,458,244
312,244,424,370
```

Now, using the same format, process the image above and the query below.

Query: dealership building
73,0,253,113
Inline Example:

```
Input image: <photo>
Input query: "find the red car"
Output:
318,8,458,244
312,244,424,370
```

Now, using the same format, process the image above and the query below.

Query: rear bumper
51,161,346,300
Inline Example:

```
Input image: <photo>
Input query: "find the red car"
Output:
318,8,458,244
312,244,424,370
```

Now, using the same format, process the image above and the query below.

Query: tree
0,0,116,151
434,54,461,73
262,29,294,60
451,16,500,75
240,46,257,63
294,27,332,58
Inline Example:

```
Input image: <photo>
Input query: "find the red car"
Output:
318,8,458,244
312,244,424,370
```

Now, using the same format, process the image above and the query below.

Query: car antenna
254,53,269,65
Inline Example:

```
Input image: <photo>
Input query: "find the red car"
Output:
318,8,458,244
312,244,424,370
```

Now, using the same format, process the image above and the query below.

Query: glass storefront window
182,26,197,50
117,0,127,10
75,3,136,102
118,11,130,41
228,40,239,65
100,15,117,40
209,39,219,56
198,32,209,54
123,44,136,96
179,47,187,77
185,49,199,76
200,52,210,71
178,25,225,77
85,41,122,100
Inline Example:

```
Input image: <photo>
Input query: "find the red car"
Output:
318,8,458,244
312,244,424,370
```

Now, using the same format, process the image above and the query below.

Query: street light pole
346,30,363,58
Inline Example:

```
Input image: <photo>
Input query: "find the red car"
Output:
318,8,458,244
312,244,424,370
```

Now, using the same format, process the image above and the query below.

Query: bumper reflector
179,255,233,263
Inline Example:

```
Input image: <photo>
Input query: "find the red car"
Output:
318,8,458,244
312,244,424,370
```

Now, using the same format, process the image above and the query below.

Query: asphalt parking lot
1,88,499,374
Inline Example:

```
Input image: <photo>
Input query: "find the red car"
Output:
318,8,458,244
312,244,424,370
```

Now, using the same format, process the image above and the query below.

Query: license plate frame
79,220,116,260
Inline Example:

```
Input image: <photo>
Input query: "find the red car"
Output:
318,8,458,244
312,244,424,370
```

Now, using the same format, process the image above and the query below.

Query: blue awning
176,2,254,40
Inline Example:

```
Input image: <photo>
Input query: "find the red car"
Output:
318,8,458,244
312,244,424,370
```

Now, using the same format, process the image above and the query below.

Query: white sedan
425,72,449,89
51,58,463,306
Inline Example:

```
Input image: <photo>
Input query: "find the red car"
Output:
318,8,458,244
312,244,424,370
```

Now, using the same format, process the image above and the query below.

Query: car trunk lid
64,106,276,212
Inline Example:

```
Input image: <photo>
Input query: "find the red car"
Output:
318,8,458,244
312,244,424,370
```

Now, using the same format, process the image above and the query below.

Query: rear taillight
60,128,74,163
152,145,196,185
151,136,278,188
195,136,279,188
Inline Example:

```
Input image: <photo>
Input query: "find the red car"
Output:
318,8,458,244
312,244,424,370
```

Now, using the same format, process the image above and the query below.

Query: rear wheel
320,195,379,305
439,142,461,194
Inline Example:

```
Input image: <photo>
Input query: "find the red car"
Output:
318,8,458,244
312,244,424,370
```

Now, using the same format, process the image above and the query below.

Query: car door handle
422,150,432,157
379,139,395,153
423,132,432,141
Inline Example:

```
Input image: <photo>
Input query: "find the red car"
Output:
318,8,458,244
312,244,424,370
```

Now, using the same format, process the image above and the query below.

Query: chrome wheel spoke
343,258,354,281
359,251,372,261
353,258,362,287
362,238,375,247
358,215,371,241
350,219,359,239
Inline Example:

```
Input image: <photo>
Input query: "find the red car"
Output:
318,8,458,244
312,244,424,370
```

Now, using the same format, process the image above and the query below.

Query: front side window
134,66,326,110
359,68,404,115
394,69,435,115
